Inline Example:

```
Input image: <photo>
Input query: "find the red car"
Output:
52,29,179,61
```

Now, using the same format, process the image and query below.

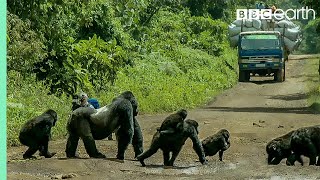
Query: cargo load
228,17,302,52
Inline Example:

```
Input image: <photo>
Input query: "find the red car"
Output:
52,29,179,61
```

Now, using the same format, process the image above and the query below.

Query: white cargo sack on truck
284,37,297,52
252,19,261,29
228,24,241,37
245,19,253,28
229,35,239,47
232,19,243,26
285,27,300,41
277,20,296,28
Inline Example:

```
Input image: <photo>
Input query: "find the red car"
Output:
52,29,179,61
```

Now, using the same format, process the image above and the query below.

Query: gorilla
266,130,303,165
157,109,187,135
286,125,320,166
65,91,143,161
201,129,230,161
19,109,58,159
137,119,207,167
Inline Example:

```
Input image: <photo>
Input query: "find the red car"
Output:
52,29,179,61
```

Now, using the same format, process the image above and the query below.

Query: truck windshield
240,34,280,50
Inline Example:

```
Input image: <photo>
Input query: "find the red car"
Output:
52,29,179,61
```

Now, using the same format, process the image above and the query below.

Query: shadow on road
203,106,314,114
268,93,308,101
290,74,319,79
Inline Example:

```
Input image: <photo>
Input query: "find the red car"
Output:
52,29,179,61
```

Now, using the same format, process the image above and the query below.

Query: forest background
6,0,320,146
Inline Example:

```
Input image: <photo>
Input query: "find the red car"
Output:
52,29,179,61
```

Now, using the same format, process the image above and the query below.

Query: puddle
142,162,239,175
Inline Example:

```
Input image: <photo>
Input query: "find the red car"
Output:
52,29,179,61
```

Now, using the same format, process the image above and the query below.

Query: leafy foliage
64,35,128,93
301,18,320,53
7,12,47,73
7,0,246,146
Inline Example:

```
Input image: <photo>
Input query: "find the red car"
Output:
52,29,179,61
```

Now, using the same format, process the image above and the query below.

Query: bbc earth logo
237,7,316,20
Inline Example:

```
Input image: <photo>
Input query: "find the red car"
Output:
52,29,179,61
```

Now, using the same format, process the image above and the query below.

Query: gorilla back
266,130,303,165
287,125,320,166
137,119,207,167
66,91,142,160
19,109,58,159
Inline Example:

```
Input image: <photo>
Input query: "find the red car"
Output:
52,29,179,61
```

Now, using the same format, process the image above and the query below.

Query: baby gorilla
157,109,187,135
19,109,58,159
137,119,207,167
286,125,320,166
266,130,303,165
201,129,230,161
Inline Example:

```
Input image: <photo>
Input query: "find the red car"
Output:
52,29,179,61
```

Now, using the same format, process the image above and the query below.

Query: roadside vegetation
7,0,239,146
304,58,320,112
7,0,320,146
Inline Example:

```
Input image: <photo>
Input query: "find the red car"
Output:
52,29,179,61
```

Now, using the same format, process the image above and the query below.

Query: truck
238,31,288,82
229,16,301,83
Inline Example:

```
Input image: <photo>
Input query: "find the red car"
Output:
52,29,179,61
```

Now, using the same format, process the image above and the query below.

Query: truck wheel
239,71,249,82
275,67,285,82
245,72,250,81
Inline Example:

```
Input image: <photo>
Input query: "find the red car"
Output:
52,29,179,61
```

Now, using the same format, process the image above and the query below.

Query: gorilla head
45,109,58,126
177,109,187,120
266,141,286,165
113,91,138,116
185,119,199,134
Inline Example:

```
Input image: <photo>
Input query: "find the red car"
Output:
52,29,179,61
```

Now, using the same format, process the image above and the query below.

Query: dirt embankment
7,55,320,180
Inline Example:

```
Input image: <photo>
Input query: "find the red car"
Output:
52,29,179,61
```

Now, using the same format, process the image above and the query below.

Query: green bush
106,47,238,113
7,12,47,73
7,70,71,146
301,18,320,54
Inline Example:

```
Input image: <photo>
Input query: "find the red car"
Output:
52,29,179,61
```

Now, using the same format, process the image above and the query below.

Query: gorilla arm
188,127,207,164
218,136,230,161
132,117,144,158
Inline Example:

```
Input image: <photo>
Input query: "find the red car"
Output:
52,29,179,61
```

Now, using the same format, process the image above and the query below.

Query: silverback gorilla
286,125,320,166
266,130,303,165
201,129,230,161
19,109,58,159
137,119,207,167
65,91,143,161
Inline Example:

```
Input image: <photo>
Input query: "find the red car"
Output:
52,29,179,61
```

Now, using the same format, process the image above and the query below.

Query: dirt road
7,55,320,180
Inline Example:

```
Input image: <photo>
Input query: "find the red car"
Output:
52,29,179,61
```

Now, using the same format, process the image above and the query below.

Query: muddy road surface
7,55,320,179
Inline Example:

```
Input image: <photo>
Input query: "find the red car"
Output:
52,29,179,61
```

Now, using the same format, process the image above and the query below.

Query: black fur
286,125,320,166
157,109,187,134
65,91,143,160
137,119,207,167
266,130,303,165
19,109,58,159
202,129,230,161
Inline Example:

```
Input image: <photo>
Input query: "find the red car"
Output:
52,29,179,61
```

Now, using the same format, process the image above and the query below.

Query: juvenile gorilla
157,109,188,134
266,130,303,165
286,125,320,166
201,129,230,161
19,109,58,159
137,119,207,167
65,91,143,160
